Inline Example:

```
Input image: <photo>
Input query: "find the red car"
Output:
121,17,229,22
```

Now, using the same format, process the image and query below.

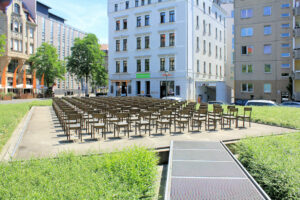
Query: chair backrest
116,112,129,121
214,108,223,115
92,113,106,121
244,107,252,117
227,105,235,113
139,111,151,120
228,107,238,116
161,110,172,117
68,114,82,122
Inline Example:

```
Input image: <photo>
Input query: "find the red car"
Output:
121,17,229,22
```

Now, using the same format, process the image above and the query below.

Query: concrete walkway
6,106,296,160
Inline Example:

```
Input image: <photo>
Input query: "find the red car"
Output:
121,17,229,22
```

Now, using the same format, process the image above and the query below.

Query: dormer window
14,3,20,14
14,21,19,32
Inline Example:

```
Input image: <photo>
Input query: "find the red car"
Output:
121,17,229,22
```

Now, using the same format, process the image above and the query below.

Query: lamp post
165,69,169,97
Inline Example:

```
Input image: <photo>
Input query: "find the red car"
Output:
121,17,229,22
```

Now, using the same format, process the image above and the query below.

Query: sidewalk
7,106,297,160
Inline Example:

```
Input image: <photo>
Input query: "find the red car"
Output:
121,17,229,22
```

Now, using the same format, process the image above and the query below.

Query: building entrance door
146,81,150,95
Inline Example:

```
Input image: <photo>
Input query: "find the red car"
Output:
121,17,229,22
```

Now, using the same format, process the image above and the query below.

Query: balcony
294,49,300,59
294,7,300,16
295,28,300,37
295,71,300,80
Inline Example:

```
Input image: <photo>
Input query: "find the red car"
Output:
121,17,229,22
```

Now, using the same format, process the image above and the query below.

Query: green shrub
0,147,158,200
235,133,300,200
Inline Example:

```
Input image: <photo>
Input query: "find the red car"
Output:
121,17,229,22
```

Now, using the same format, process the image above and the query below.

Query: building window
264,25,271,35
197,60,200,72
169,57,175,71
14,3,20,14
281,4,290,8
241,45,253,55
242,83,254,92
148,0,151,4
137,37,141,49
281,13,290,17
281,73,289,77
215,46,218,58
29,28,34,38
281,43,290,48
209,63,212,74
208,23,211,35
281,64,290,68
123,19,127,29
264,64,271,73
145,36,150,49
203,20,206,34
141,0,145,6
281,53,290,57
241,27,253,37
116,61,120,73
137,60,142,72
208,42,211,56
160,58,165,71
196,16,199,28
114,4,118,12
263,6,272,16
136,81,141,95
203,62,206,73
203,40,206,53
169,33,175,46
135,0,139,7
203,2,205,13
137,16,141,27
176,86,180,96
240,9,253,18
116,40,120,52
264,44,272,54
264,84,271,93
160,12,165,23
126,1,129,9
123,60,127,72
281,33,290,37
13,21,19,32
197,37,199,51
281,23,290,28
116,20,120,31
160,34,166,47
145,59,150,72
145,15,150,26
29,44,33,54
242,64,253,73
169,10,175,22
123,39,127,51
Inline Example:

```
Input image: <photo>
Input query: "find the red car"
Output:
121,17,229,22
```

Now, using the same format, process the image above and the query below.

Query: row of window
10,39,34,54
241,45,291,57
115,0,157,12
115,33,175,52
10,21,34,38
115,57,175,73
241,26,290,37
196,60,223,76
196,38,223,58
115,10,174,31
240,4,290,19
196,18,222,41
242,83,273,94
241,64,290,74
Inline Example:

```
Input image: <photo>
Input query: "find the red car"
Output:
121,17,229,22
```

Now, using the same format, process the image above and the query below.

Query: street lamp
165,69,169,97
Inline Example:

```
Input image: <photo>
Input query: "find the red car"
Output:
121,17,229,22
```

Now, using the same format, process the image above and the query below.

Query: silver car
245,100,278,106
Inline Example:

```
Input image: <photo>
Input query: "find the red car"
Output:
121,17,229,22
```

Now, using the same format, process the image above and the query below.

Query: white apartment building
108,0,227,102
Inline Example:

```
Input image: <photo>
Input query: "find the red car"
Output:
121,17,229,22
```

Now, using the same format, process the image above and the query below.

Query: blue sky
38,0,108,44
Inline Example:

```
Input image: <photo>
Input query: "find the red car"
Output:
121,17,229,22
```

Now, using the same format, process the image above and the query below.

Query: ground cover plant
235,133,300,200
0,147,158,200
0,100,52,152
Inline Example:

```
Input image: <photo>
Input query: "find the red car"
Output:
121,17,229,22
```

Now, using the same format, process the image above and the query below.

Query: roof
100,44,108,51
36,1,51,9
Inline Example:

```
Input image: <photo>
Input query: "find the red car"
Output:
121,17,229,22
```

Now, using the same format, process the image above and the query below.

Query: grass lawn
0,147,158,200
0,100,52,152
234,133,300,200
197,104,300,129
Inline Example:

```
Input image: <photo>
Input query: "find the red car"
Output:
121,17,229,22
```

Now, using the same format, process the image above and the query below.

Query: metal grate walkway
165,141,270,200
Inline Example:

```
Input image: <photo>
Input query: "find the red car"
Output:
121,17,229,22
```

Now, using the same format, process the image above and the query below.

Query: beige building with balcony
234,0,297,102
0,0,37,95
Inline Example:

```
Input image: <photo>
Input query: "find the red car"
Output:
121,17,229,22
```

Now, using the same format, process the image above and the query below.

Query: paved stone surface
11,106,296,160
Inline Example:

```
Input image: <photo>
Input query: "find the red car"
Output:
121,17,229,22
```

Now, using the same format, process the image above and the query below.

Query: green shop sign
136,73,150,79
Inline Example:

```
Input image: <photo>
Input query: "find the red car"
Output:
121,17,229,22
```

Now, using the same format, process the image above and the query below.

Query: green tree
29,43,66,87
0,34,6,56
67,34,107,95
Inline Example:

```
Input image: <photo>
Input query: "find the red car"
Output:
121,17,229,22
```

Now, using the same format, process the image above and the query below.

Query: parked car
280,101,300,108
245,100,278,106
208,101,225,105
162,96,184,102
235,99,248,106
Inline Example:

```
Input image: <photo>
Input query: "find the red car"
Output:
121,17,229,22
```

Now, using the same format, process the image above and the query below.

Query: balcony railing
295,71,300,80
294,49,300,59
294,7,300,16
295,28,300,37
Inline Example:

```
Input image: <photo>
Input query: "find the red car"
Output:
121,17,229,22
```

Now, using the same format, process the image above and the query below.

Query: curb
0,107,35,162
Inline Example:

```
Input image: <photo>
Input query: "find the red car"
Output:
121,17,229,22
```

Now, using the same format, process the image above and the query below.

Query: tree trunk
85,75,89,96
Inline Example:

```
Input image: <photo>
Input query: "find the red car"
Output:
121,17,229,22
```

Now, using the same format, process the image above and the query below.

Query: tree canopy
29,43,66,87
0,34,6,57
67,33,107,94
